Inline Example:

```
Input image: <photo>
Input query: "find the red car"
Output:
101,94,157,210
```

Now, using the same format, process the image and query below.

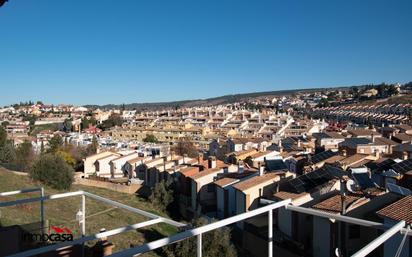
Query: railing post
268,209,273,257
81,194,86,257
40,187,45,233
81,194,86,236
197,233,202,257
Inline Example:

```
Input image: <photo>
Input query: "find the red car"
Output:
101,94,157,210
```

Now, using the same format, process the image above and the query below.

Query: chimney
403,151,408,161
183,154,188,164
278,140,283,153
223,166,229,174
340,177,348,215
297,139,301,148
170,151,175,160
163,156,167,172
238,161,244,173
208,156,217,169
374,149,380,159
371,133,375,143
258,163,265,176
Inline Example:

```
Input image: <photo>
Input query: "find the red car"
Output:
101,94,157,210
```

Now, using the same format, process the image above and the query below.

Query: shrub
30,153,74,190
149,178,174,212
164,217,237,257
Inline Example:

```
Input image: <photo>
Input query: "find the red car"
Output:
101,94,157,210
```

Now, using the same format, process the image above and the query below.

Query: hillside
0,167,177,257
84,87,331,111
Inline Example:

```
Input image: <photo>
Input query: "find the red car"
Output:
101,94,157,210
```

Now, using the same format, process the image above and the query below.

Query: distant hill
84,82,412,111
85,87,335,111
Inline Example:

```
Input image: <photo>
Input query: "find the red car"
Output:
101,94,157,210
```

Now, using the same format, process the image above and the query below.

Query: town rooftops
338,154,370,167
281,166,338,194
395,124,412,132
272,191,306,201
214,177,239,188
339,138,372,148
374,137,398,146
313,132,345,139
347,129,381,137
391,159,412,174
392,133,412,142
311,193,362,214
393,143,412,153
376,195,412,224
232,172,285,192
190,167,227,180
311,150,338,164
179,166,200,177
249,151,274,159
126,156,145,165
366,158,396,173
110,152,139,162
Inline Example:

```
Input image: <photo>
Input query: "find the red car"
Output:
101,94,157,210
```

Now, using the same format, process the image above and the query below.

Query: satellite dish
346,179,357,193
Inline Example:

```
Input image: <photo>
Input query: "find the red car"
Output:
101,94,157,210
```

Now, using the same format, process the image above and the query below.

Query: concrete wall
383,218,410,257
278,208,292,237
216,187,225,219
313,216,330,257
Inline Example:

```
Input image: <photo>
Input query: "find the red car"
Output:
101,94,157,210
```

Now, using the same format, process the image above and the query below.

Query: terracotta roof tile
232,172,284,192
376,196,412,224
312,194,361,214
214,178,238,187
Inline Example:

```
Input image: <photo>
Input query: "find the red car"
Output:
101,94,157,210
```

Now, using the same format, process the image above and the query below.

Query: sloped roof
377,196,412,224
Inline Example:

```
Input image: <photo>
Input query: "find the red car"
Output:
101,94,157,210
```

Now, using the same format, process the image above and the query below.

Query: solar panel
353,173,375,189
311,150,337,164
287,167,336,193
386,183,411,196
392,159,412,174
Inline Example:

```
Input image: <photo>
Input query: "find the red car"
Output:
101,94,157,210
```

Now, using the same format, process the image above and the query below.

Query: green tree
0,142,16,163
164,217,237,257
23,115,37,126
81,117,97,130
143,134,158,143
30,153,74,190
15,140,35,171
48,135,63,153
244,156,253,168
88,135,99,154
99,114,123,130
317,98,330,108
62,119,73,132
40,141,45,154
57,150,76,168
1,121,9,128
149,178,174,213
0,126,7,147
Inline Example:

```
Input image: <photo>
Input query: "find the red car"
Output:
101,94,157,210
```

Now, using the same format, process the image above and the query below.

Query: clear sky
0,0,411,106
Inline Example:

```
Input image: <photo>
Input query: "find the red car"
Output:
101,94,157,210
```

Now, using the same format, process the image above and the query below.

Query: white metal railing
1,188,411,257
0,189,185,257
0,187,45,231
107,199,292,257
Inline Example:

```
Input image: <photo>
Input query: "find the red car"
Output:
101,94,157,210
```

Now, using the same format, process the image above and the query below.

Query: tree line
0,125,98,190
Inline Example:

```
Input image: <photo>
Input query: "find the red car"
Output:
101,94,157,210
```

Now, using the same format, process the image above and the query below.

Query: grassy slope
0,168,177,256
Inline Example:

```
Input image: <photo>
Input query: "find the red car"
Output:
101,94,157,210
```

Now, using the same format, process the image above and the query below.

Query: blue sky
0,0,411,106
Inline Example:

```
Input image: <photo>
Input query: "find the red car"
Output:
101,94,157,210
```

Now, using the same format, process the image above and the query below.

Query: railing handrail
107,199,292,257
